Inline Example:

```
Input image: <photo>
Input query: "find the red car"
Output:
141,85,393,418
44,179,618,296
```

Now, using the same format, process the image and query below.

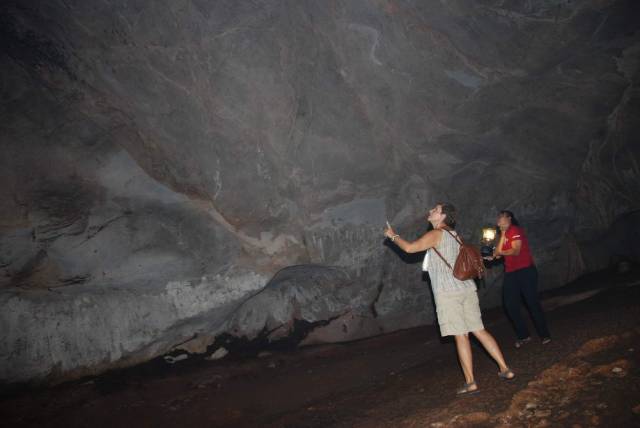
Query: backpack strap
443,228,464,246
431,246,453,270
431,229,455,271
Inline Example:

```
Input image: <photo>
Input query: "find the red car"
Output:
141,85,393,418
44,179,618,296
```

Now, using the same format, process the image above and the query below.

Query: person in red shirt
493,210,551,348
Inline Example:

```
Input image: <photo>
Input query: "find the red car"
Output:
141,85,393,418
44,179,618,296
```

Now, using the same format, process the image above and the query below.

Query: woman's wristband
390,234,400,242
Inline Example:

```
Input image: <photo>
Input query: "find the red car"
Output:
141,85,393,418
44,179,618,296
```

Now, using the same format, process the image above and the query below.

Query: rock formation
1,0,638,384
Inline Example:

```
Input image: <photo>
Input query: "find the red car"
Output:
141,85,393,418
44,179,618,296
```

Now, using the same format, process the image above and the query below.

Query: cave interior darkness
0,3,639,422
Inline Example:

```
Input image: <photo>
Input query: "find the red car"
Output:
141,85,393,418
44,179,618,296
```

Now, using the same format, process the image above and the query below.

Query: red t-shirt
502,225,534,272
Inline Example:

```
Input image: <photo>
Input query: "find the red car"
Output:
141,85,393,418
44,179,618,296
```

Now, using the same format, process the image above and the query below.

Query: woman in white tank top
384,202,515,395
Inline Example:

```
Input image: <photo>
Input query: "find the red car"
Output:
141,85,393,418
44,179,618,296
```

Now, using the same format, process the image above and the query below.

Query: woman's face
427,205,443,223
497,214,511,228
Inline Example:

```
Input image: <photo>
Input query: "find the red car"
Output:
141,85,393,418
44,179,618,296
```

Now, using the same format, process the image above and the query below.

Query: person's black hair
499,210,520,226
437,202,457,229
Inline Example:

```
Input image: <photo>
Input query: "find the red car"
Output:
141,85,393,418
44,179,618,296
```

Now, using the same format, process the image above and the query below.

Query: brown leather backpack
432,229,485,281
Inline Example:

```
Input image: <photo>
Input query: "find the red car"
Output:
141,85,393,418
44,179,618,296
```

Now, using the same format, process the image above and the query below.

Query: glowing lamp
482,227,496,242
480,227,497,257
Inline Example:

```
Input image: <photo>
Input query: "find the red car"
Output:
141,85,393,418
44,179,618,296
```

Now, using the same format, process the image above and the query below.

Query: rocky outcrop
1,0,639,384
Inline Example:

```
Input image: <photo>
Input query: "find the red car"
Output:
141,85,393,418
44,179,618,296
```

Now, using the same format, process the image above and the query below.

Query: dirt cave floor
2,268,640,428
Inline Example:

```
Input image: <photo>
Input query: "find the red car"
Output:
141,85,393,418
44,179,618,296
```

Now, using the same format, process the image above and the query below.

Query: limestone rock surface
1,0,639,384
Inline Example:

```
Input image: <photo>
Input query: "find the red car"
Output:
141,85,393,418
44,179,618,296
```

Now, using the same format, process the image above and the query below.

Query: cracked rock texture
1,0,639,384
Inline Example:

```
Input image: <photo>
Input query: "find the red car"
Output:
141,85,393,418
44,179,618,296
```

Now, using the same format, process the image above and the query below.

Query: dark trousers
503,266,550,340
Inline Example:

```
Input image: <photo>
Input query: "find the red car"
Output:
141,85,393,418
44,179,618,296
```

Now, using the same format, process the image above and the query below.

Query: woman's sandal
498,368,515,380
514,337,532,349
456,381,479,396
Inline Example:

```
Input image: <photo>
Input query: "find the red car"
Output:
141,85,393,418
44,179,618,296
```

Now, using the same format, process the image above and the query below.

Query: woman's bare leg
454,334,477,387
472,329,512,375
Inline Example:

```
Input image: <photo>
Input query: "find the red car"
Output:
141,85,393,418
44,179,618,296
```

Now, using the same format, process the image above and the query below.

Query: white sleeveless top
426,230,477,295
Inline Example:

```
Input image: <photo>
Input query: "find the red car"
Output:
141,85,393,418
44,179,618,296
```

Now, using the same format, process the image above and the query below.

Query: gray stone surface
0,0,639,384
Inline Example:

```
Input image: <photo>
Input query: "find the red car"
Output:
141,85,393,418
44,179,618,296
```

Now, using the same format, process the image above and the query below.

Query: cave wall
1,0,639,384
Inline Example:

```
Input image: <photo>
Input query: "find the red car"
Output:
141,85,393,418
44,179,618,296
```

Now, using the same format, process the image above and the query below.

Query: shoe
515,337,531,349
541,337,552,345
498,368,515,380
456,381,479,396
